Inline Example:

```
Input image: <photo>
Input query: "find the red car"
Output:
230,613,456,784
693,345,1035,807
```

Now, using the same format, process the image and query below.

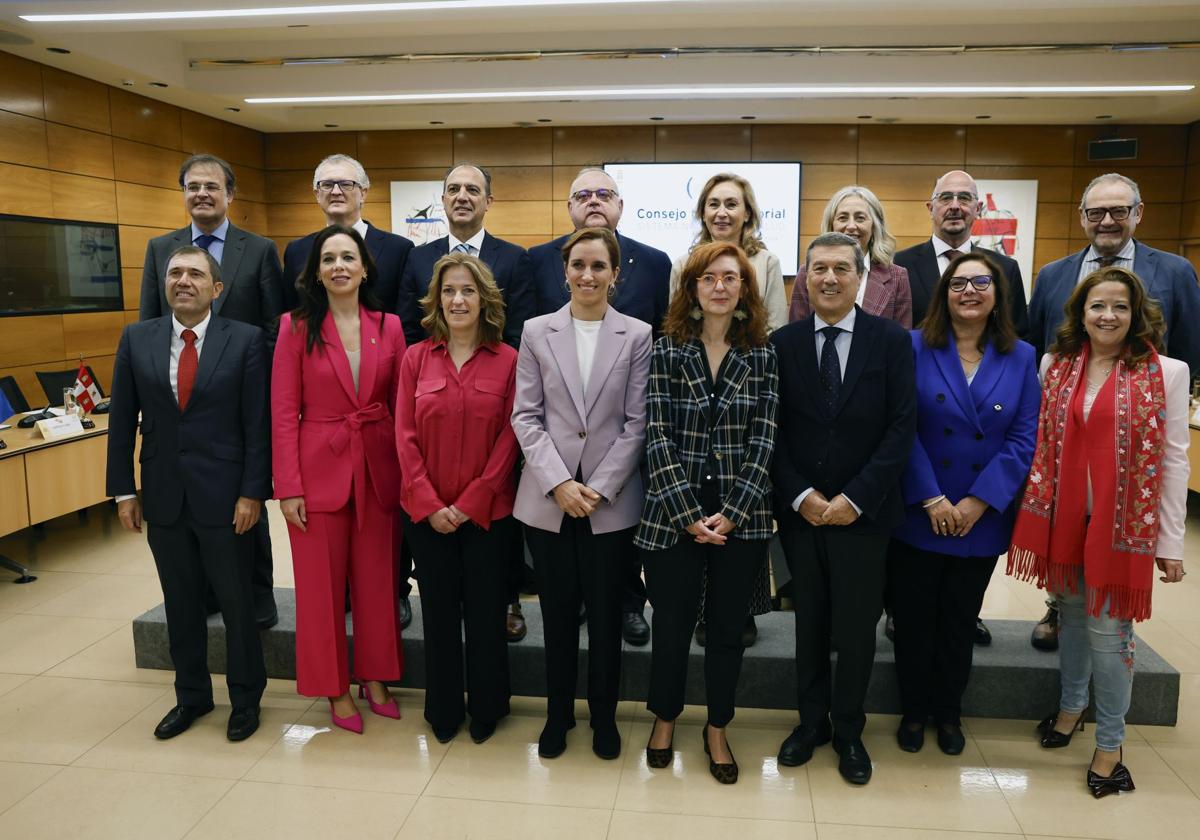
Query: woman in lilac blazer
512,227,653,762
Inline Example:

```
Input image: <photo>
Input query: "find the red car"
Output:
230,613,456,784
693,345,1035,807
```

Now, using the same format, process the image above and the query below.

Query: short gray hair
568,166,619,197
805,232,863,273
1080,172,1142,208
313,154,370,190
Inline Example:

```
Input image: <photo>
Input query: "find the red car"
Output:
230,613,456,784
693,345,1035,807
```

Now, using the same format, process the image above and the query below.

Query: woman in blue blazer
889,251,1040,755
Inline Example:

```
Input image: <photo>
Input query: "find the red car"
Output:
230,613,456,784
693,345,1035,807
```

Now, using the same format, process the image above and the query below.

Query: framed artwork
389,181,447,245
972,179,1039,299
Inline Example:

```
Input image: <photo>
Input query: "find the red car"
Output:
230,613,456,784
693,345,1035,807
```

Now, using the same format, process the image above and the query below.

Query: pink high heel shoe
358,683,401,719
329,699,363,734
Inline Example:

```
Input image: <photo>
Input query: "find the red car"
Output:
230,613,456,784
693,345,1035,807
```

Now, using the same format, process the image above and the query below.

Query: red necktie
178,329,197,410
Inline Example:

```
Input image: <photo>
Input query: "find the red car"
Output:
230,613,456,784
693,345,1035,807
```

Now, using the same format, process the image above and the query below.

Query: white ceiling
1,0,1199,131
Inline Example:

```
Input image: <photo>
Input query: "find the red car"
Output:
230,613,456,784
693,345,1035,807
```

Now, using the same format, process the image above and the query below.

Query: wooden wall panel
751,125,859,164
0,163,52,217
859,125,965,165
113,138,185,190
0,362,50,407
552,126,655,164
0,51,44,119
654,125,752,162
115,182,185,228
265,132,357,170
1072,165,1186,205
121,268,142,313
1034,203,1074,238
487,166,554,201
267,203,328,237
966,126,1075,166
357,130,453,168
484,201,554,236
63,312,126,359
109,89,182,150
0,109,49,169
50,172,117,222
266,170,316,204
855,164,946,200
967,165,1075,203
0,316,66,366
453,128,553,167
42,68,110,134
118,225,174,268
230,198,268,233
45,124,115,180
800,164,857,201
1179,201,1199,240
232,165,266,203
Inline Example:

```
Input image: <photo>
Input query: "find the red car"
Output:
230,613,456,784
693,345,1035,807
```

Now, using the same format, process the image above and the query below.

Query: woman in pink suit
272,224,406,733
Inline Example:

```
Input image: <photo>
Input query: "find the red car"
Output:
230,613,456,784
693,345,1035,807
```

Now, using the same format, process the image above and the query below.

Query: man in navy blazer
527,167,672,646
1028,172,1200,373
281,153,414,313
771,233,917,786
108,246,269,742
397,163,534,349
894,170,1029,337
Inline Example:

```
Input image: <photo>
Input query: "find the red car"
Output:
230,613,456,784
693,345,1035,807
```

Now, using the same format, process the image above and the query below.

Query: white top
573,318,603,397
449,228,487,256
854,252,870,308
346,348,361,393
669,247,789,332
1038,353,1191,559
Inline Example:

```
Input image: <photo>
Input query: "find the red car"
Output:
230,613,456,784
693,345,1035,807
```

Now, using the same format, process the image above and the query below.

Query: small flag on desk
72,363,102,413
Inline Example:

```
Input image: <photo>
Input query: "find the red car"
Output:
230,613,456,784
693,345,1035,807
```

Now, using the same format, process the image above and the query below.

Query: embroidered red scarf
1008,344,1167,621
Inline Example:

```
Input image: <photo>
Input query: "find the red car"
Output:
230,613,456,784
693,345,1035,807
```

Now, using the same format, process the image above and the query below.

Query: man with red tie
108,246,270,743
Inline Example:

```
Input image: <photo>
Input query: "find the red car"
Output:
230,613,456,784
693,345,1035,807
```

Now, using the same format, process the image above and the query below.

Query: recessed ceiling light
537,118,552,123
21,0,693,23
650,116,665,121
121,79,135,86
429,120,444,125
324,123,338,127
46,46,70,54
226,106,241,112
975,114,992,119
1096,114,1114,119
149,81,168,88
740,115,756,120
244,83,1194,105
857,115,872,119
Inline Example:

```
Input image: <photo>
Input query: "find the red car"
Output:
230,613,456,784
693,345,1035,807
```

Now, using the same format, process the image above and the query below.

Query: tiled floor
1,501,1199,839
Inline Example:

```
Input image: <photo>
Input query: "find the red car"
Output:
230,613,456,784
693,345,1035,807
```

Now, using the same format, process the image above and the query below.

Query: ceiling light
244,83,1194,105
225,106,241,112
46,46,70,54
149,81,169,87
22,0,692,23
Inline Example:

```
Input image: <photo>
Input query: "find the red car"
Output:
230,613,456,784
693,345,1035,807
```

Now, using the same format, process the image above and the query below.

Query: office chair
35,366,105,406
0,375,30,415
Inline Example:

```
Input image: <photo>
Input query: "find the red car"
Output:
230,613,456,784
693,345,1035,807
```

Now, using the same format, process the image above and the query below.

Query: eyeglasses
933,191,978,206
570,188,617,203
697,273,742,288
1082,205,1135,223
316,179,362,193
183,182,224,194
948,274,993,293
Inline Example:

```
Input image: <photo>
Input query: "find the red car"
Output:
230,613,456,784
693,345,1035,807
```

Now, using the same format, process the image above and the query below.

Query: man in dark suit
396,162,535,640
894,169,1029,338
281,153,414,313
1026,171,1200,652
528,166,672,646
139,153,281,629
109,246,269,742
771,232,917,786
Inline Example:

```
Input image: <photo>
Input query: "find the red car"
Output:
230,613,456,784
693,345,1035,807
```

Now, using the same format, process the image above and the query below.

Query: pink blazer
272,308,405,518
789,262,913,328
511,303,652,534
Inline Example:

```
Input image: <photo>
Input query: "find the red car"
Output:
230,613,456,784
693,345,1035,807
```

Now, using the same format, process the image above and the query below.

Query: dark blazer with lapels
770,307,917,535
282,223,414,315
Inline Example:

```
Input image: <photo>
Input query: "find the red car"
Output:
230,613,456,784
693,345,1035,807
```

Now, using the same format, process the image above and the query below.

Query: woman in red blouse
396,252,521,745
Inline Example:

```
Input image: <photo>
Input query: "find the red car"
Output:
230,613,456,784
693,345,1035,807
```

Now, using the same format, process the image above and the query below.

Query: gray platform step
132,589,1179,725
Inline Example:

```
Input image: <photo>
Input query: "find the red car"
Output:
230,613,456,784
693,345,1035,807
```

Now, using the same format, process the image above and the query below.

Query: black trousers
251,516,275,608
526,517,632,728
782,527,887,743
888,540,997,725
397,532,416,599
643,536,765,727
147,506,266,709
402,512,512,730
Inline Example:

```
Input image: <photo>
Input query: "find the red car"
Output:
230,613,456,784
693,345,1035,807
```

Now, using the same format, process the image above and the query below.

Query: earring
690,306,703,321
733,308,748,321
607,285,616,299
563,280,571,294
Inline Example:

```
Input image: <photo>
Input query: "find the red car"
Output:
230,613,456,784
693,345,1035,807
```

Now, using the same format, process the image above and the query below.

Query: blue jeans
1055,571,1135,751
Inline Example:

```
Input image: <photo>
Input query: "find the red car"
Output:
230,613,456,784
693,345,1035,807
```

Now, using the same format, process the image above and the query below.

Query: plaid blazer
788,262,913,328
634,336,779,551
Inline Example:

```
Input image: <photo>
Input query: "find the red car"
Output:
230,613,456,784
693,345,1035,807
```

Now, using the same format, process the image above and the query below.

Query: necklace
958,352,982,365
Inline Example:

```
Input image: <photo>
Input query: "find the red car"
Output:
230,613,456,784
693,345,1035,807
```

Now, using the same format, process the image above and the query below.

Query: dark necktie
1096,255,1119,267
819,326,843,412
194,233,218,253
177,329,197,411
944,248,963,262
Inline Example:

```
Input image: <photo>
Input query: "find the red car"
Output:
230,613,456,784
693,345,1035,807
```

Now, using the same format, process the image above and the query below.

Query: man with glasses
1025,171,1200,652
895,170,1029,337
281,153,414,314
139,153,284,630
528,166,672,647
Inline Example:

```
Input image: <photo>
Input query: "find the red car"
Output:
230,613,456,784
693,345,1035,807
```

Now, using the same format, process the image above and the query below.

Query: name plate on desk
35,414,85,441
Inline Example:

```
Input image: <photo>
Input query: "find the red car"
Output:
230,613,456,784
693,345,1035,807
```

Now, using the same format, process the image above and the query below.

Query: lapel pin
993,403,1003,411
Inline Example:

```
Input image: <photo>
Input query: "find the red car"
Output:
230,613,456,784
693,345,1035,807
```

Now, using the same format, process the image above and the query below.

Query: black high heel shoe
645,718,674,769
1087,748,1135,798
702,723,738,784
1037,707,1087,748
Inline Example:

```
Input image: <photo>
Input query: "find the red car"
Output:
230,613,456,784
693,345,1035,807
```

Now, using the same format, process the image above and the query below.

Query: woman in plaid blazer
636,241,780,784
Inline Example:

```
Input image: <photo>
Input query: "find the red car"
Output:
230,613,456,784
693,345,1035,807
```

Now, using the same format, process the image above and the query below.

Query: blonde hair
692,172,765,257
820,185,897,267
419,252,506,345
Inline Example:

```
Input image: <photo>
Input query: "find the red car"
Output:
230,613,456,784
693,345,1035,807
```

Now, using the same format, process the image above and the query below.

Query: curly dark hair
920,250,1018,353
291,225,383,354
1050,266,1165,365
662,241,769,349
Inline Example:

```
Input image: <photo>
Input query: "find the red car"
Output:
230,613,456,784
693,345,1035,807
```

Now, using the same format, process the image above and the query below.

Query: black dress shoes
227,706,260,741
154,703,215,740
777,719,833,767
935,722,966,755
256,604,279,631
622,610,650,646
974,618,992,646
592,721,621,760
896,719,925,752
834,738,873,785
741,615,758,648
398,596,413,631
538,720,575,758
432,723,459,744
469,718,496,744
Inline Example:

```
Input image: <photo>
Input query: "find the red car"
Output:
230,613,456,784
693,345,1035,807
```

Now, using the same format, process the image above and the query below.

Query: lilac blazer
511,303,653,534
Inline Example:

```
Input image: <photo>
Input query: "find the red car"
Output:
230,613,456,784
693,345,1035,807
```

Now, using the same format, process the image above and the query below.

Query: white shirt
573,318,603,397
351,218,369,240
1076,238,1135,286
793,307,861,515
932,235,972,277
448,228,486,256
855,253,870,307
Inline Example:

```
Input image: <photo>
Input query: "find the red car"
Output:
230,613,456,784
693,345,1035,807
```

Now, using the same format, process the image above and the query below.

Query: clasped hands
923,495,987,537
553,479,602,518
686,512,735,544
798,490,859,527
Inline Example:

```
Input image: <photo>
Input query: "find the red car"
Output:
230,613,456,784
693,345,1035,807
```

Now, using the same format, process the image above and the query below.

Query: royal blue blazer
892,331,1040,557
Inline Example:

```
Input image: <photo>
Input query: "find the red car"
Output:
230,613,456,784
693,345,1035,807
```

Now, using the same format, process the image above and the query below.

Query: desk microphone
17,405,52,429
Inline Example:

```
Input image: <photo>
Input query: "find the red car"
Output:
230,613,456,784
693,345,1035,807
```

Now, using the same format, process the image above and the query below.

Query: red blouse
395,339,520,529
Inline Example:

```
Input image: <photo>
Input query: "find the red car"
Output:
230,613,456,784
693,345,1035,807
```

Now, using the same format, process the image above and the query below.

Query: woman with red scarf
1009,266,1189,798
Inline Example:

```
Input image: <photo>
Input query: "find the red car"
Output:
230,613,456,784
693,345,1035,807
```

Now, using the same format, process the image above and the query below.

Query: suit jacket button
944,427,953,436
578,431,586,438
941,458,951,468
972,463,982,471
714,451,723,460
975,432,984,440
993,403,1003,411
936,393,946,403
